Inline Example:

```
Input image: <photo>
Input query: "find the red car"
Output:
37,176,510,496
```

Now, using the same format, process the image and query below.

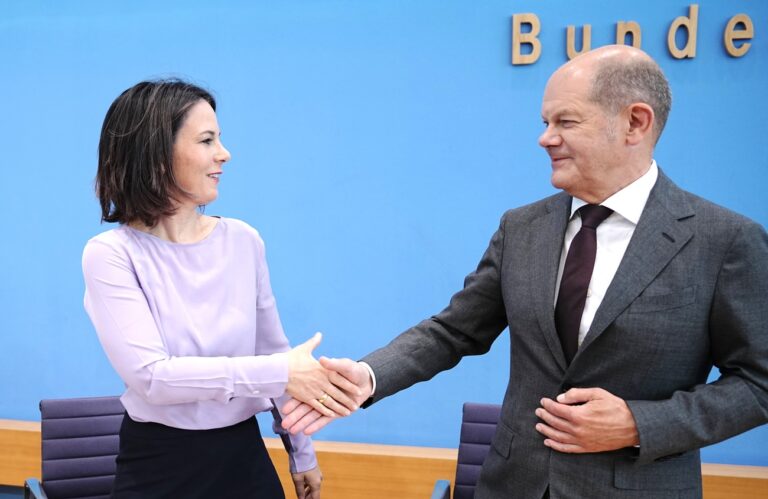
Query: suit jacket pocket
627,285,696,314
614,450,700,490
490,421,515,459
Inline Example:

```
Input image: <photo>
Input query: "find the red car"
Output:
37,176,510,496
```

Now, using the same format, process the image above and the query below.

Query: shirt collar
570,160,658,225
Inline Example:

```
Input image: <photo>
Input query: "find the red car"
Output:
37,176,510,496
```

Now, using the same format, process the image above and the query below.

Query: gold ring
317,393,329,405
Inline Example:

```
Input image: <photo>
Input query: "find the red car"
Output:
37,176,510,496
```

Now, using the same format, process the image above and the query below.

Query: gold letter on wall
668,4,699,59
511,13,542,65
724,14,754,57
616,21,642,48
566,25,592,60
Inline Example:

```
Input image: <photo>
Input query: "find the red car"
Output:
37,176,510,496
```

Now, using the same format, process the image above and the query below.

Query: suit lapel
577,171,695,357
532,192,572,371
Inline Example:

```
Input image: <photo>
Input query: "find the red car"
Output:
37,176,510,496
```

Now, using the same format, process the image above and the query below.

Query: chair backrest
39,396,124,499
453,402,502,499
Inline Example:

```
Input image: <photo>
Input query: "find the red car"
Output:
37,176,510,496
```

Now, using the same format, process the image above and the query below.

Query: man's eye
561,120,576,127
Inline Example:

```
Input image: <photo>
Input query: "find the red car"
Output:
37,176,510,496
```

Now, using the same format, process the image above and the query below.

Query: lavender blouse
82,217,316,472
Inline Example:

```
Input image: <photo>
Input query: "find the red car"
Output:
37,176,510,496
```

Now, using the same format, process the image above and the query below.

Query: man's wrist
358,361,376,396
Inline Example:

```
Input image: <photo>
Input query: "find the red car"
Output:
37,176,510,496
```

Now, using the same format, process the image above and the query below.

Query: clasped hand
283,354,373,435
534,387,640,453
286,333,371,423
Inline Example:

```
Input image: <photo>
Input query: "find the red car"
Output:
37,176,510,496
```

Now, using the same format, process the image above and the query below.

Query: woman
83,79,356,498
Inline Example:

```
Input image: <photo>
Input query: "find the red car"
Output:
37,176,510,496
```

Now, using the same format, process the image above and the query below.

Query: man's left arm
628,219,768,463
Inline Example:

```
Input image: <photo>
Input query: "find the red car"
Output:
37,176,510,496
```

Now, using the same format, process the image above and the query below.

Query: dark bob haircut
96,79,216,227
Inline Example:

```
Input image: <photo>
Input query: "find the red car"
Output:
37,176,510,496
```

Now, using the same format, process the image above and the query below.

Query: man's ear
625,102,654,145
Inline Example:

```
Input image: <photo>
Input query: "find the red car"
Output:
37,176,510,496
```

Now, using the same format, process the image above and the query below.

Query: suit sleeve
362,215,510,402
627,219,768,464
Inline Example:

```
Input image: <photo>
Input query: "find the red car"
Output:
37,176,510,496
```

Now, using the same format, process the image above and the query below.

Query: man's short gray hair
590,58,672,143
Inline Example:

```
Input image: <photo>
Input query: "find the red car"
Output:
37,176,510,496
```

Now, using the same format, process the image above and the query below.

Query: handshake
282,332,374,435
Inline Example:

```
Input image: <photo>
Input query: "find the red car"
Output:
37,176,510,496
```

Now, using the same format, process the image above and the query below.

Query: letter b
511,13,542,65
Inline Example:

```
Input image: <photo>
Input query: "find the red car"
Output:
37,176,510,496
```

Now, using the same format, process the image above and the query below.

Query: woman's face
172,100,230,208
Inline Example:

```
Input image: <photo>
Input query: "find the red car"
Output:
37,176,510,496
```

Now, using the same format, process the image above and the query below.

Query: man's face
538,67,626,203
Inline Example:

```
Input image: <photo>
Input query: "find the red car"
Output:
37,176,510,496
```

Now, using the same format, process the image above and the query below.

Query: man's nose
538,126,561,148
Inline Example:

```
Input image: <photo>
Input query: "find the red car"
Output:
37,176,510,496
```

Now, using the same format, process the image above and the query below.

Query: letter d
668,4,699,59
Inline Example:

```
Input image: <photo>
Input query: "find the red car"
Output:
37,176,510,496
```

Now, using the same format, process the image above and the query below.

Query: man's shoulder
657,173,761,229
499,191,569,225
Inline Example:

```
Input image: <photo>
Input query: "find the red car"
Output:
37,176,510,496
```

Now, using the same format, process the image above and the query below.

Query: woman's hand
286,333,361,418
291,466,322,499
281,357,374,435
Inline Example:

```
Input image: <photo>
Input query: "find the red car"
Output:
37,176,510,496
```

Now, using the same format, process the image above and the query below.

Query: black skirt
111,414,285,498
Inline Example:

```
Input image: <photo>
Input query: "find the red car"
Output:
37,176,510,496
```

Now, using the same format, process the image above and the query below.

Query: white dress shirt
555,161,659,347
365,161,660,393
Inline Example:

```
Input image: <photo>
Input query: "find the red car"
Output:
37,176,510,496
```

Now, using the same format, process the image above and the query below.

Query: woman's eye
201,138,213,145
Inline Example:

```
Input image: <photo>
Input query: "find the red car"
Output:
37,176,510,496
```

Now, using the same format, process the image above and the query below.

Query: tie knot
578,204,613,229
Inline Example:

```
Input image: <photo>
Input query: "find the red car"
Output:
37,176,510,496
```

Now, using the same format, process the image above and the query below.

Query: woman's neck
130,207,216,243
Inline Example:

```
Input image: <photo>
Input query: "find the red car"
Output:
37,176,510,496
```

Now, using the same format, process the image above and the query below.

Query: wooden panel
2,419,766,498
266,439,457,499
702,464,768,499
0,419,41,486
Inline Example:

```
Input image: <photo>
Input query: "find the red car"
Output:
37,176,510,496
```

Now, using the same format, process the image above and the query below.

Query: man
282,45,768,498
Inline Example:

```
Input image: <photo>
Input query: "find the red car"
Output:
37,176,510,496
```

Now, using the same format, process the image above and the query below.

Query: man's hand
282,357,373,435
291,466,322,499
285,333,360,418
535,387,640,453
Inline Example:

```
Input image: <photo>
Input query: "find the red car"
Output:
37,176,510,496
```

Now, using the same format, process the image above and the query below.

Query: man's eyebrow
543,108,581,120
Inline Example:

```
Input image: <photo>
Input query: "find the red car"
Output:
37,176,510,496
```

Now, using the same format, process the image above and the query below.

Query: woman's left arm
255,235,322,493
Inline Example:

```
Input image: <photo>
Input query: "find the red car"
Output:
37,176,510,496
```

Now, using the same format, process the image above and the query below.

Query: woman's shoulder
82,226,136,272
217,217,265,244
84,226,133,252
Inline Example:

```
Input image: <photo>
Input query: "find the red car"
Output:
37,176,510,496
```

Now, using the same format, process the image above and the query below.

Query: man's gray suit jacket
362,171,768,499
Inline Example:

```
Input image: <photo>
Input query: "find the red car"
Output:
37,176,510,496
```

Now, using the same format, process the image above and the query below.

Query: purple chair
432,402,502,499
24,396,124,499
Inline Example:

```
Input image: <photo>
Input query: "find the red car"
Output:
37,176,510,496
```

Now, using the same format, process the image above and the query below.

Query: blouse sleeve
82,237,290,405
252,235,319,473
270,396,319,473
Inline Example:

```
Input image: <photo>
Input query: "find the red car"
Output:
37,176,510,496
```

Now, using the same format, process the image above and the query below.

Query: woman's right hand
285,332,360,417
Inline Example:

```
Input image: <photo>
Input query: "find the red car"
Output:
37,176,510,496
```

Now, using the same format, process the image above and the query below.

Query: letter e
724,14,753,57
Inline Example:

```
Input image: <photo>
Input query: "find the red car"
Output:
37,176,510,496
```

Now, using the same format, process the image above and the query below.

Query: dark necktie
555,204,613,364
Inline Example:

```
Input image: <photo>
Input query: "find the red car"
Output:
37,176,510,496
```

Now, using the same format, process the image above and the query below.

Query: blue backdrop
1,1,766,466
